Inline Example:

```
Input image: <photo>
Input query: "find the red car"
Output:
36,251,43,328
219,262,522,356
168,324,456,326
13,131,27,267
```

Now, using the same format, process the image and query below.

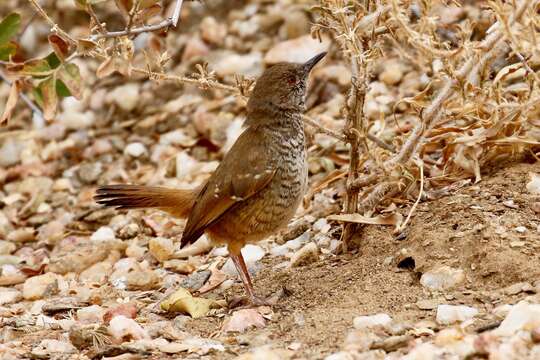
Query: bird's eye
287,75,296,85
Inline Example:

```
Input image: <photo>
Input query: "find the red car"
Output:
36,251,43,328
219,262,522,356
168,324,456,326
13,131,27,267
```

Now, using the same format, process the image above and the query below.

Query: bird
95,51,327,305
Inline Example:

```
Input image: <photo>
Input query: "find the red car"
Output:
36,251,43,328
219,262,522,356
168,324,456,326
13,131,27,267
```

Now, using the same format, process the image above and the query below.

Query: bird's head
247,52,327,116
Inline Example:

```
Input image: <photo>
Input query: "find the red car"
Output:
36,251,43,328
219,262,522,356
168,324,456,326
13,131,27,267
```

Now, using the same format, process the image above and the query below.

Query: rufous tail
94,185,198,219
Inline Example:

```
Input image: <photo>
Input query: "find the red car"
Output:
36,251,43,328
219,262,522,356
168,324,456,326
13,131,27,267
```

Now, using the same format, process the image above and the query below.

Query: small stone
416,299,439,310
126,242,146,259
124,142,147,158
149,237,175,262
515,226,527,233
77,305,105,324
58,110,94,129
531,202,540,213
353,313,392,330
181,270,211,291
504,282,531,295
0,287,22,305
436,304,478,325
80,261,113,283
526,173,540,194
0,138,24,167
290,242,319,267
118,223,140,239
212,52,263,77
126,269,160,290
37,221,65,245
7,227,35,243
265,35,329,64
163,259,196,274
379,64,403,85
200,16,226,45
90,226,116,242
78,162,102,184
110,83,140,112
282,11,310,39
0,240,16,255
23,273,59,300
108,315,149,342
493,301,540,336
34,339,76,354
182,37,210,61
420,266,465,291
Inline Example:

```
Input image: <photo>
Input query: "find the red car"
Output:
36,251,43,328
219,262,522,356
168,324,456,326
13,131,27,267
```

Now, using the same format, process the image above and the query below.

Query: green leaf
7,59,53,77
0,42,17,61
0,13,21,46
39,76,58,120
45,52,61,69
32,87,44,108
57,63,82,99
56,79,71,97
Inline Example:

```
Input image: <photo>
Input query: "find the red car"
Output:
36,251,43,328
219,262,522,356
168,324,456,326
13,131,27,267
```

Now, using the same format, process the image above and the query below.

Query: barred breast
208,117,307,246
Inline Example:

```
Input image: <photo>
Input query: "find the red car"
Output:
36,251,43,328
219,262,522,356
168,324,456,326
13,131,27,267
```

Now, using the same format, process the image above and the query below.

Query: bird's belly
207,159,307,246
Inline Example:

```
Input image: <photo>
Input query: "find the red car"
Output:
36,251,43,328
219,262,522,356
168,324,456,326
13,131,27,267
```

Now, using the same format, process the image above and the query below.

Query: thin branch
89,0,184,41
0,70,43,119
386,0,532,169
395,159,424,232
302,115,347,142
27,0,77,44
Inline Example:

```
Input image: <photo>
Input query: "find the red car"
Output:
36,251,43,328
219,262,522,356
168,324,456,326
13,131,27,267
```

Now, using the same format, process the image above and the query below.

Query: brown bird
95,52,326,305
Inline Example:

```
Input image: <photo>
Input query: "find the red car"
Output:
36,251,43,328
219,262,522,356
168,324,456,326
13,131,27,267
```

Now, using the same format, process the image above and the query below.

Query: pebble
0,287,22,305
126,242,146,259
90,226,116,242
436,304,478,325
58,110,94,129
80,261,113,283
149,237,175,262
0,264,27,285
76,305,105,324
0,240,16,255
200,16,227,45
110,83,140,112
353,313,392,330
212,52,263,77
23,273,59,300
77,162,102,184
379,63,403,85
37,221,65,245
49,239,125,274
108,315,149,342
0,138,24,167
126,269,160,290
282,11,310,39
493,301,540,336
124,142,148,158
416,299,440,310
265,35,330,64
526,173,540,194
7,227,35,243
420,266,465,291
33,339,76,355
290,242,319,267
163,259,196,274
182,36,210,61
181,270,211,291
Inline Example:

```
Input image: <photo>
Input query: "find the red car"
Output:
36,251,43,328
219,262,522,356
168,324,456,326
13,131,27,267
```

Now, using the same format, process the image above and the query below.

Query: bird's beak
303,51,327,72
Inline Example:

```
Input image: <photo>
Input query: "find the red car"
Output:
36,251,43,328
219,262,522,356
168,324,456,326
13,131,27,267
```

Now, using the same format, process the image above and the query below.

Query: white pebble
420,266,465,291
124,142,147,158
353,313,392,330
90,226,116,242
436,304,478,325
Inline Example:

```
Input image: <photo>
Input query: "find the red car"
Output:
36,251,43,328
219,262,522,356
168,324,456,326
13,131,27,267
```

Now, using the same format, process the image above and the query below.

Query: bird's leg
229,248,271,306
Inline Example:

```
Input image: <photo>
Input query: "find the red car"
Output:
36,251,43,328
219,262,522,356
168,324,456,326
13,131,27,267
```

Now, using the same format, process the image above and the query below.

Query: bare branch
89,0,184,41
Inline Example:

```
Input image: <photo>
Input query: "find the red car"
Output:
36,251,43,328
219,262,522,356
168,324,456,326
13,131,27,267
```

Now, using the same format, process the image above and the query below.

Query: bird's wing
180,126,275,247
